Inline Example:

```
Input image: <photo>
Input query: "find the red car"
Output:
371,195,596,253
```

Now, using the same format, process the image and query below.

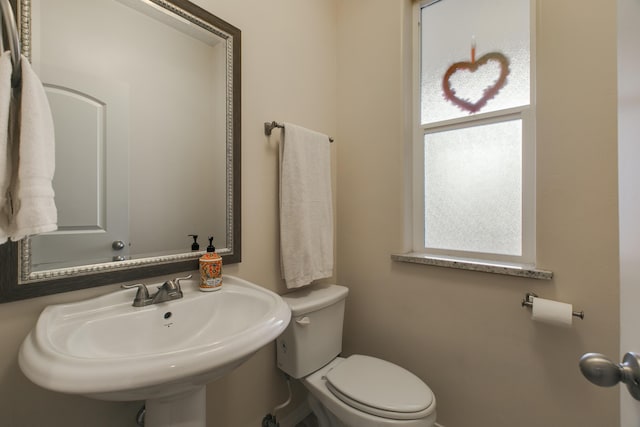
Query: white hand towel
0,52,13,243
279,123,333,288
9,55,57,240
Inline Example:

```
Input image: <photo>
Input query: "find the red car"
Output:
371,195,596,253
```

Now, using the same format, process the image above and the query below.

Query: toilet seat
324,355,435,420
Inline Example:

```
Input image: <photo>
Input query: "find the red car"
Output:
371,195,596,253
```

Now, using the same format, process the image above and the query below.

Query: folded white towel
279,123,333,288
9,55,57,240
0,52,13,243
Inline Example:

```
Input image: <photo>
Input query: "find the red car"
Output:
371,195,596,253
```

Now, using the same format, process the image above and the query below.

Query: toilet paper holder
521,292,584,319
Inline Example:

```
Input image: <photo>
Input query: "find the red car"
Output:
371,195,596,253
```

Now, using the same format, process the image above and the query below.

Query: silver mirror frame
0,0,241,300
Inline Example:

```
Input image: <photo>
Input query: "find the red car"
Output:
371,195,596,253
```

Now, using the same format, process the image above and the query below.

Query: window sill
391,252,553,280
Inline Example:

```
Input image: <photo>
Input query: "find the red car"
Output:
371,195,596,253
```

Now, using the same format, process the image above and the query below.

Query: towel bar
0,0,22,88
264,121,334,142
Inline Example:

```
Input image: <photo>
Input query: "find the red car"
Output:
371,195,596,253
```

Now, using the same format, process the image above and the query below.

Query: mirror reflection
24,0,236,276
0,0,240,299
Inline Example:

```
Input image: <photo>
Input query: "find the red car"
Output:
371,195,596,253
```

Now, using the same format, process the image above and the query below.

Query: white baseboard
277,400,312,427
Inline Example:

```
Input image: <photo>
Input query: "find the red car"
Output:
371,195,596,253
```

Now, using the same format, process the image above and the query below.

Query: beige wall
336,1,619,427
0,0,621,426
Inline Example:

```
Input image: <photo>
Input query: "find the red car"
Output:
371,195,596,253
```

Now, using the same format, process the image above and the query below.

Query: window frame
411,0,537,266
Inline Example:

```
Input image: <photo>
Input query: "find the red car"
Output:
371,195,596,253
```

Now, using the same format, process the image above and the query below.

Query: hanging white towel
0,52,12,243
279,123,333,288
8,55,57,240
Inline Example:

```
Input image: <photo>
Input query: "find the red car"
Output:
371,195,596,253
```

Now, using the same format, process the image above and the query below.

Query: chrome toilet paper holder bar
521,292,584,319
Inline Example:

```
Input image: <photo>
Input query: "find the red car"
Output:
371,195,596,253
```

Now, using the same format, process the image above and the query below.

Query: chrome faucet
122,275,192,307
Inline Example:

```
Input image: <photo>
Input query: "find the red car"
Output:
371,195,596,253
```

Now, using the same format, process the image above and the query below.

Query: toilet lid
325,355,434,420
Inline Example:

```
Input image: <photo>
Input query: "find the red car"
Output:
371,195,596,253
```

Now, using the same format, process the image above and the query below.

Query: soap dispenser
199,236,222,291
189,234,199,251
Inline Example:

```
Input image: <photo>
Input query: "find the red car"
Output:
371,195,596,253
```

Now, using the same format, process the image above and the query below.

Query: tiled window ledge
391,252,553,280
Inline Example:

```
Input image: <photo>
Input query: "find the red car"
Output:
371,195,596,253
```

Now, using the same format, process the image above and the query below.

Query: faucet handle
163,274,192,294
173,274,192,291
121,283,150,306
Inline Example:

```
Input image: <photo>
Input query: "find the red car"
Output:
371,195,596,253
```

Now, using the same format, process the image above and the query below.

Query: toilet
276,284,437,427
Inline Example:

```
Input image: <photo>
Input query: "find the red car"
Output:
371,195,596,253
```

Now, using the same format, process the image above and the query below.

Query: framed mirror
0,0,241,302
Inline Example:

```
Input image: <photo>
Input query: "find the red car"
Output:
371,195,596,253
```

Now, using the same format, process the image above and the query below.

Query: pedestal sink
19,275,291,427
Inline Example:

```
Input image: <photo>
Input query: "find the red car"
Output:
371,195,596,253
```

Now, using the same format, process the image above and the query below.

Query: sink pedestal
145,387,206,427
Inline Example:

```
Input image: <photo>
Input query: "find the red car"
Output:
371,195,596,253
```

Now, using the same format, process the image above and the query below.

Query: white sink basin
19,275,291,403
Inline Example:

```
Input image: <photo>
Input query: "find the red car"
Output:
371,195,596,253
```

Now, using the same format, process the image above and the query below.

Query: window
413,0,535,265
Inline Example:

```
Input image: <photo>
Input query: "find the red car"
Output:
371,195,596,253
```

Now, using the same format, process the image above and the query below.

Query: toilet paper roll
531,297,573,327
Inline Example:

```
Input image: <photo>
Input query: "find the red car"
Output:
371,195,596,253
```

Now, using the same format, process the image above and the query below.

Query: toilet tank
276,284,349,379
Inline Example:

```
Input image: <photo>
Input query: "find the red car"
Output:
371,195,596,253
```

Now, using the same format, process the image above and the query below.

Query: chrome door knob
112,240,126,250
579,352,640,400
579,353,622,387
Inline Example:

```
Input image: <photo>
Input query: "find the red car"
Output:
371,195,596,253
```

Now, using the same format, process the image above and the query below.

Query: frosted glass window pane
424,120,522,255
421,0,530,124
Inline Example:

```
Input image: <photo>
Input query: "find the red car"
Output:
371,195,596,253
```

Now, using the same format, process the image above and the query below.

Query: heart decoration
442,51,510,114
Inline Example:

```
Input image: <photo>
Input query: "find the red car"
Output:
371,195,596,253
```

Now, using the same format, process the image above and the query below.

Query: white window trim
393,0,551,279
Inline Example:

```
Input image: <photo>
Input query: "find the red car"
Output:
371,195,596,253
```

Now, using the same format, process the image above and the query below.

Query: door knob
112,240,126,250
579,352,640,400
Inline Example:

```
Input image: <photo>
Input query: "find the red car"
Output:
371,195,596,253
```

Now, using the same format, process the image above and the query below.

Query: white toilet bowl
303,356,436,427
